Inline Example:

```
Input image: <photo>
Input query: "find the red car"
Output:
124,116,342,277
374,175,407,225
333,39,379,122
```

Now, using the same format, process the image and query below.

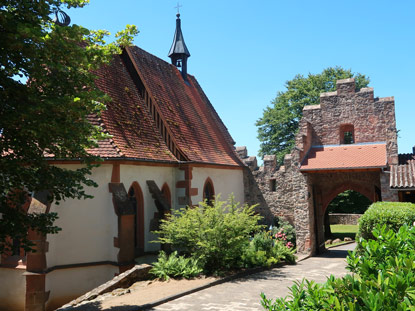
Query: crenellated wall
238,78,400,255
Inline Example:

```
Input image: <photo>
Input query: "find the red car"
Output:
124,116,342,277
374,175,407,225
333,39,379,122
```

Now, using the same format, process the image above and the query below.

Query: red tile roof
125,46,241,166
92,54,176,161
300,143,387,171
89,47,242,166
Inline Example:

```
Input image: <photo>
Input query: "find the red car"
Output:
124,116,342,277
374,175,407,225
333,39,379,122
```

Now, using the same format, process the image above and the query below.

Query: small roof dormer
168,13,191,81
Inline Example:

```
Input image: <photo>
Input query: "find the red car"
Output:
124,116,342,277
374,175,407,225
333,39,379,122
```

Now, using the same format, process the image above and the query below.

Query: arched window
128,182,144,256
161,183,171,208
161,183,172,217
203,178,215,206
339,124,354,144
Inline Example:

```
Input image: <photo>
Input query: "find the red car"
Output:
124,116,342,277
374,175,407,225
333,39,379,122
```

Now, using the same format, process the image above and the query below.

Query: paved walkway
149,243,355,311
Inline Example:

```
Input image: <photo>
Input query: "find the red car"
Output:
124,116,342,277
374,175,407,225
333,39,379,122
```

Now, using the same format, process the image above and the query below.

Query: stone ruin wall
238,146,313,254
238,78,400,254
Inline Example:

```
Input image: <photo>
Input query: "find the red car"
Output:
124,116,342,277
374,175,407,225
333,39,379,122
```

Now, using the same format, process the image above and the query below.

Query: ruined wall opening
339,124,355,144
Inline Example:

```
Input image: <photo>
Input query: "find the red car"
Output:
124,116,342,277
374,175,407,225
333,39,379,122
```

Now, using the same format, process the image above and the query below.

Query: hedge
357,201,415,241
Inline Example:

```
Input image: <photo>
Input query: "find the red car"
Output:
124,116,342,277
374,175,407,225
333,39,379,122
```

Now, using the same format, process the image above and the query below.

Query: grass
330,224,358,240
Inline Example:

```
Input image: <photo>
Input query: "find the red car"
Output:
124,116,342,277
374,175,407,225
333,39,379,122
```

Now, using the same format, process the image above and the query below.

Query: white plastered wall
120,164,176,252
192,167,244,206
46,164,117,267
45,265,118,311
0,268,26,311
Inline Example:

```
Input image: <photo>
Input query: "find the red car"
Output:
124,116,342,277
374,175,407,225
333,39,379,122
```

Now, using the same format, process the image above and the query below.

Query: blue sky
68,0,414,160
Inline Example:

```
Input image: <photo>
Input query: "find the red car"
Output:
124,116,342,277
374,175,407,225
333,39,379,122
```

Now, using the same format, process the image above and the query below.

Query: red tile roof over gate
90,46,243,167
300,143,387,171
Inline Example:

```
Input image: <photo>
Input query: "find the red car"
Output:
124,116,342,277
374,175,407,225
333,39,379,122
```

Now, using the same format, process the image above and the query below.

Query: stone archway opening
323,189,372,240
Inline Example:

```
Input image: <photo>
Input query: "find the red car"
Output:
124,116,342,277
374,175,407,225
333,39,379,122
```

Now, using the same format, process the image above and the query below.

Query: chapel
0,14,247,311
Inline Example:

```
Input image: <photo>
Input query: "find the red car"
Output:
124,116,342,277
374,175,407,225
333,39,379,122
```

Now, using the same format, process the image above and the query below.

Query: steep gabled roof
92,54,176,162
125,46,242,166
90,46,242,167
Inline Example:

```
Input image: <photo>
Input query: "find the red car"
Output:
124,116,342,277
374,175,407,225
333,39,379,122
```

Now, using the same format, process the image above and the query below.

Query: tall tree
0,0,138,253
256,67,370,163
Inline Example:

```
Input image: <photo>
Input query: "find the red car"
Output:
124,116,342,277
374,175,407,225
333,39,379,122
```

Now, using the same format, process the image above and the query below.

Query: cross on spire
174,2,182,15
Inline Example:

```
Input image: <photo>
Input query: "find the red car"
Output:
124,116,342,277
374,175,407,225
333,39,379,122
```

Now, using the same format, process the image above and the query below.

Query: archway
324,190,372,240
128,182,144,256
203,178,215,206
309,173,380,254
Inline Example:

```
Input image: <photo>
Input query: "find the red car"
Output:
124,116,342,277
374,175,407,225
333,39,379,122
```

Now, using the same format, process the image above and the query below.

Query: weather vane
174,2,182,15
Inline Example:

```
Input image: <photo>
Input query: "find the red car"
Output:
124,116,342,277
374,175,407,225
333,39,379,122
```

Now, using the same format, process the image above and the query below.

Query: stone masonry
239,78,400,255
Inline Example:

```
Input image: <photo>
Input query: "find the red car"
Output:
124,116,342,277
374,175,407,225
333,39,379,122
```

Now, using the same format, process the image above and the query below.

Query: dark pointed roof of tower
168,13,190,58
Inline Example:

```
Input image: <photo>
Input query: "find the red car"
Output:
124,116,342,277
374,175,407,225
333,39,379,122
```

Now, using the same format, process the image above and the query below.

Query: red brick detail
117,214,135,268
189,188,198,197
176,180,188,188
25,274,49,311
26,230,47,273
177,166,195,206
111,164,121,183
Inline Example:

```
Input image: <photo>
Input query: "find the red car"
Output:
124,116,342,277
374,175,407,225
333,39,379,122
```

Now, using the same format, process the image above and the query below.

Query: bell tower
168,13,191,81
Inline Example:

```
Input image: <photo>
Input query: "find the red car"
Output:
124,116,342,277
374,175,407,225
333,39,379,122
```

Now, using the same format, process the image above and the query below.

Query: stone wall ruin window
270,179,277,192
340,124,354,144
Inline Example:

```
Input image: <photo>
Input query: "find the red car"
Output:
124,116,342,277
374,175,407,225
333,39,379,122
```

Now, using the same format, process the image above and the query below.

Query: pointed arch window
128,182,144,256
161,183,172,213
203,178,215,206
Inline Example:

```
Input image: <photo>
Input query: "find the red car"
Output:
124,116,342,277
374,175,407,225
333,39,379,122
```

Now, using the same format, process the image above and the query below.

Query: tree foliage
256,67,370,163
0,0,138,253
327,190,372,214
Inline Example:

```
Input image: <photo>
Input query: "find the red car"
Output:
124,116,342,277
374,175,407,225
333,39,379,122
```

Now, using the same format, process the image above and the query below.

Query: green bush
154,195,264,273
242,231,296,268
357,201,415,241
150,251,203,280
261,224,415,310
271,216,296,247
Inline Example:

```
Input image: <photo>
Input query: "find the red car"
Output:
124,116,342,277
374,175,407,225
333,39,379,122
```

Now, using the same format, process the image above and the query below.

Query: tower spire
168,11,190,81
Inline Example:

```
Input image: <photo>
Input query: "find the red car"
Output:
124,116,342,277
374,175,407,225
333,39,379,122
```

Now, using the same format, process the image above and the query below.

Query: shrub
357,201,415,241
150,251,203,280
242,231,296,268
154,195,264,273
261,224,415,310
271,216,296,247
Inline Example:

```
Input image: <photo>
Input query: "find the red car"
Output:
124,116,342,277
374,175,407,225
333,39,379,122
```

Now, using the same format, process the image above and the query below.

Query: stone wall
238,78,399,255
329,213,362,225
